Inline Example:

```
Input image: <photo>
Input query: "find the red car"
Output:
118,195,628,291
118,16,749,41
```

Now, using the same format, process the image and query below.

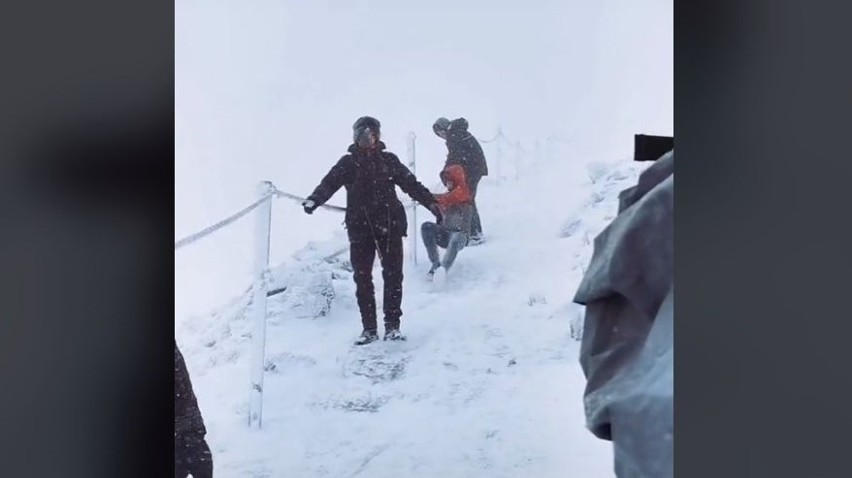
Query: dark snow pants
468,174,483,236
350,234,404,332
421,222,468,271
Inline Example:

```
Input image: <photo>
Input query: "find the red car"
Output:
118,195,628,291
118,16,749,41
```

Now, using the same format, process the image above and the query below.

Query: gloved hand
429,203,443,225
302,199,317,214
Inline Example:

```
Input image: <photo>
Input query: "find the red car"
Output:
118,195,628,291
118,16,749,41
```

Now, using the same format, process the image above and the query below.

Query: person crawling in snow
302,116,442,345
421,164,474,279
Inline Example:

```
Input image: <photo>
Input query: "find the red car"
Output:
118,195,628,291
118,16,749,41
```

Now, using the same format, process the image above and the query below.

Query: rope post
406,131,418,266
248,181,274,429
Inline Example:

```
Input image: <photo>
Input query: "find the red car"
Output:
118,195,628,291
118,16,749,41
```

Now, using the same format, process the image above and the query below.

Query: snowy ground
175,154,649,477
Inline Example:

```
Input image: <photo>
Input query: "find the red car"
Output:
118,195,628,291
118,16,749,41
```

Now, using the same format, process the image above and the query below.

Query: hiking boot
353,329,379,346
383,328,407,341
467,234,484,246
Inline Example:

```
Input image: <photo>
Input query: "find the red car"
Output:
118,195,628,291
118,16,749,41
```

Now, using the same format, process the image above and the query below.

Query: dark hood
447,117,471,142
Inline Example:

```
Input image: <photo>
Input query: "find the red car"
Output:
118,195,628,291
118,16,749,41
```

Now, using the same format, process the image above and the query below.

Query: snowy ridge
175,154,649,477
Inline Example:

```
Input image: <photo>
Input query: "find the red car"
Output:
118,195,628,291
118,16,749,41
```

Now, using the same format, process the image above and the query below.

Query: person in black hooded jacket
303,116,442,345
433,117,488,243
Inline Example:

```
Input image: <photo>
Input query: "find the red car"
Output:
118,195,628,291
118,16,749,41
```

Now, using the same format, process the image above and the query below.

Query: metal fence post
248,181,273,429
407,132,418,266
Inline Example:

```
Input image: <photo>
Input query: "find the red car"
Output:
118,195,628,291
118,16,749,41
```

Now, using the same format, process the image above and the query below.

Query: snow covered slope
175,153,650,477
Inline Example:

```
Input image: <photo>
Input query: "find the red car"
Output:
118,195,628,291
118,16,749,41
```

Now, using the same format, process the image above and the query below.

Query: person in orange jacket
433,117,488,244
421,164,474,277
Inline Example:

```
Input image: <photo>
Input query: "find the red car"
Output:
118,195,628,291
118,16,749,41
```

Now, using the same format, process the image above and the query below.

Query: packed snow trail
176,154,649,477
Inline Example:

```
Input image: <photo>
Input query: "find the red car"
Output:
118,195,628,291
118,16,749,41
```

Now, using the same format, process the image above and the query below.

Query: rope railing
174,125,551,252
273,189,346,212
176,127,556,429
175,183,427,252
174,193,275,250
175,126,557,251
477,130,504,144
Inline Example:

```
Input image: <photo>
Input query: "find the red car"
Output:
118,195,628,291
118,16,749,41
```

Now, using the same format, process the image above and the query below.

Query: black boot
384,327,407,341
354,329,379,346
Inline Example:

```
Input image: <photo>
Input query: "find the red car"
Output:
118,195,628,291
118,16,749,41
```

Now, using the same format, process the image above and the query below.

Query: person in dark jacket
433,117,488,244
303,116,442,345
422,164,474,278
175,341,213,478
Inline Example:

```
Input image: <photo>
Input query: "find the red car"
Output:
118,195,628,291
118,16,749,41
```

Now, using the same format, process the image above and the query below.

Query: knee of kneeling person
459,237,470,250
450,232,468,246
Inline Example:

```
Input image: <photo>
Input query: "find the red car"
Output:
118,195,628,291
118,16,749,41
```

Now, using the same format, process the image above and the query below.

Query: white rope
176,180,426,252
274,185,420,211
273,189,346,212
174,193,273,250
478,130,504,144
478,135,500,144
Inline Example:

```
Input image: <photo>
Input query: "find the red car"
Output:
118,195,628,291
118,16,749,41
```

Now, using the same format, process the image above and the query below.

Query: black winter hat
448,117,468,132
353,116,381,146
353,116,381,134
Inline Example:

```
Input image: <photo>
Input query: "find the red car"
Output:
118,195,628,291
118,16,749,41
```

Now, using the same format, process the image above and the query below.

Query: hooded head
435,164,473,209
353,116,381,149
432,117,451,139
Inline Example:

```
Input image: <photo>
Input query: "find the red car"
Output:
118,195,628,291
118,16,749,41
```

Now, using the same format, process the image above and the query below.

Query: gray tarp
574,151,673,478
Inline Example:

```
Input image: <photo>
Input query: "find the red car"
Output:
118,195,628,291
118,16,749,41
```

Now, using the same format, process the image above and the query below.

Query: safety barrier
175,127,553,428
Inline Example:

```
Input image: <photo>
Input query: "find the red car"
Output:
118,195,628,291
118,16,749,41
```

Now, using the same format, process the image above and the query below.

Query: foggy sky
175,0,672,319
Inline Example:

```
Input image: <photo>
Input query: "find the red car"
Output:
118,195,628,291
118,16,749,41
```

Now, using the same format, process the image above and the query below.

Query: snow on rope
175,183,425,251
174,192,275,250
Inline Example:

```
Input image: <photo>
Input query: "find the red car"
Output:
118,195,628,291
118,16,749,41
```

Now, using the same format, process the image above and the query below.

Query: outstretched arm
306,156,353,209
435,184,471,209
388,154,437,207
